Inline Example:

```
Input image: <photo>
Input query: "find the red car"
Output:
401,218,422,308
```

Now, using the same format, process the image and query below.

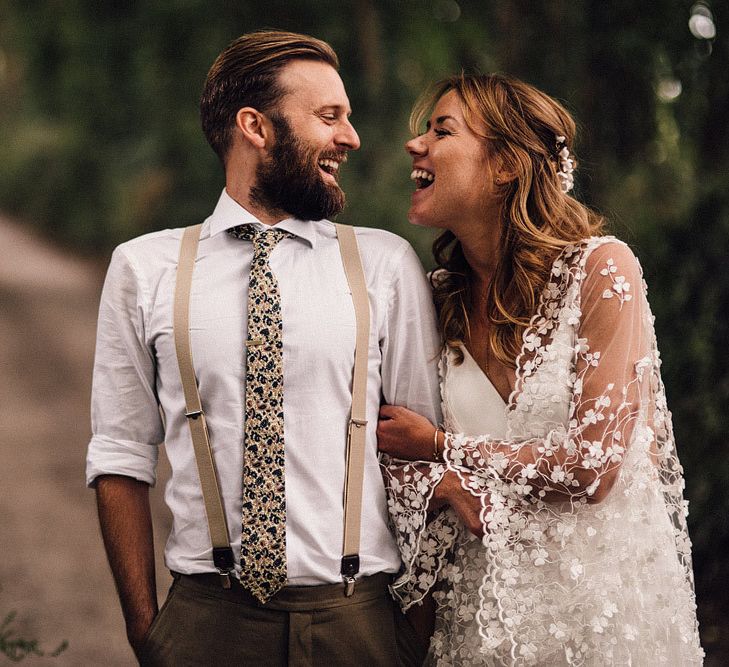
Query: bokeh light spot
689,3,716,40
656,78,683,102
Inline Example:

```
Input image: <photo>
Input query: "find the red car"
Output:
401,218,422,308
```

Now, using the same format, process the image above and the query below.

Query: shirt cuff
86,434,159,487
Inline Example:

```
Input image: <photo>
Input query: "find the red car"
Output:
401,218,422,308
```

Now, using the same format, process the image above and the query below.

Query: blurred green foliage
1,0,727,657
0,611,67,662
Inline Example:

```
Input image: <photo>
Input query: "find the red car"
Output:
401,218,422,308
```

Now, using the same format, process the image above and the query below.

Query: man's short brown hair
200,30,339,163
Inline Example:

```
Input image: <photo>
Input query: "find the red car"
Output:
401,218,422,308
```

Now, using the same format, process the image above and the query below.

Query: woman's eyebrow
425,115,457,130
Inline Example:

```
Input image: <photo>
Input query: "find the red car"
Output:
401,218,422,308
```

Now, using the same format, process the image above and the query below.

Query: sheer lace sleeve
381,457,459,606
444,241,650,505
381,348,458,608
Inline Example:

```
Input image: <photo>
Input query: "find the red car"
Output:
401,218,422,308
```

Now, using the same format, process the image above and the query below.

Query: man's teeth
319,159,340,171
410,169,435,183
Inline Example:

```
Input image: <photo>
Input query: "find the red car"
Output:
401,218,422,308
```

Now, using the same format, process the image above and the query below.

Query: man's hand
377,404,437,461
96,475,158,660
432,470,486,539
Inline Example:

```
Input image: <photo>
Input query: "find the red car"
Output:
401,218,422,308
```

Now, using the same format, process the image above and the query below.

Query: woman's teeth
410,169,435,189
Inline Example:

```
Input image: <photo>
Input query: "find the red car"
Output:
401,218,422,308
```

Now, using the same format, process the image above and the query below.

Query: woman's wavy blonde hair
411,73,604,366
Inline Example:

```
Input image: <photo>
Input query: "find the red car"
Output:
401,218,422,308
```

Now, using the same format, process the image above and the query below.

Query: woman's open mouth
411,168,435,190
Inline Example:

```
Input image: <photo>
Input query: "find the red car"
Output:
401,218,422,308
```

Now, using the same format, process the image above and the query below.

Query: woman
378,74,703,665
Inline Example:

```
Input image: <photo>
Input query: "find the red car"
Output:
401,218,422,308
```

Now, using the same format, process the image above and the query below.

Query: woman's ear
494,169,517,186
234,107,269,149
494,155,518,185
488,149,517,186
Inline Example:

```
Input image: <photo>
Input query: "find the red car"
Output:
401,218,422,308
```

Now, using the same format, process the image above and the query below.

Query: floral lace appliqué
599,257,633,307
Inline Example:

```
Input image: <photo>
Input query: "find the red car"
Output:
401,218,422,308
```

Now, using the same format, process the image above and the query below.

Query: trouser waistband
170,571,392,611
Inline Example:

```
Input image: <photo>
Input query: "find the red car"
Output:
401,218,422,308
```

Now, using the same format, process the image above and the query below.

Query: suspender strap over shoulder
334,223,371,597
174,223,235,588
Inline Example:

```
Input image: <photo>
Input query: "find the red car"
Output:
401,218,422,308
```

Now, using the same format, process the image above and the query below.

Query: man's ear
235,107,269,149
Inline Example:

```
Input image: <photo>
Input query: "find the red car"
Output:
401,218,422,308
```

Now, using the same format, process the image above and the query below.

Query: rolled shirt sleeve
86,245,163,487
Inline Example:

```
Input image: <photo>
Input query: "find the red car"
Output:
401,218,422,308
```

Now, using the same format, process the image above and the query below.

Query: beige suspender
333,223,370,596
173,222,370,596
174,223,235,588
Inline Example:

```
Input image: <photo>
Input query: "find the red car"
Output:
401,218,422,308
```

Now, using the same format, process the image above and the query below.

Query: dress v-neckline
458,344,510,407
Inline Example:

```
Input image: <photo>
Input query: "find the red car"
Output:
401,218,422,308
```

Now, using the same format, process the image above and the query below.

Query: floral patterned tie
228,224,293,603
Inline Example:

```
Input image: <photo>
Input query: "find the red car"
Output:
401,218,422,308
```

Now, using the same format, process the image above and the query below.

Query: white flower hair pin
555,135,575,194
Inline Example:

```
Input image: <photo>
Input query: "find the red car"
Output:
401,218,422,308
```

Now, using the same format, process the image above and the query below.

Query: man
87,30,440,665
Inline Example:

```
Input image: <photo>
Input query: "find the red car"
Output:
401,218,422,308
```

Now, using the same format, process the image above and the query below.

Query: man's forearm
96,475,158,655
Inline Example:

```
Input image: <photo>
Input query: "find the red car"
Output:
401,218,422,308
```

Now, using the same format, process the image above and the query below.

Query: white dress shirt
87,189,442,585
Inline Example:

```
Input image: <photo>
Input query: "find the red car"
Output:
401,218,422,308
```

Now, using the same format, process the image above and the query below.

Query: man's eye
321,114,336,121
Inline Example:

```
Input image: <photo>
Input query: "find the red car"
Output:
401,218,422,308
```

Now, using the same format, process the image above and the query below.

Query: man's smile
318,154,347,184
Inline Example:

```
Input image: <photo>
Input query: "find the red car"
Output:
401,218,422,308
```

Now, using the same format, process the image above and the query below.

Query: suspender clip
217,570,232,589
185,409,203,420
349,418,367,428
341,554,360,597
213,546,235,590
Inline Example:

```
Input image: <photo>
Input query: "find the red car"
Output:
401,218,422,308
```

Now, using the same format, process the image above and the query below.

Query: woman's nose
405,135,427,157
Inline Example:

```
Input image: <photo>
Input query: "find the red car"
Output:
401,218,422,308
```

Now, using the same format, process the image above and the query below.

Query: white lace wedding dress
383,237,703,665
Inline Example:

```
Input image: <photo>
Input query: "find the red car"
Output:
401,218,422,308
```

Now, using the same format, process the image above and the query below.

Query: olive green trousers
139,572,428,666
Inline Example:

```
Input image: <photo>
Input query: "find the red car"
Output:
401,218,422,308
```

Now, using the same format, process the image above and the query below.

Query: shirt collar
206,189,318,248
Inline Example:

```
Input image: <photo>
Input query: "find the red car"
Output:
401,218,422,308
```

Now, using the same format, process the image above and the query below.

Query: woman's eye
434,128,451,137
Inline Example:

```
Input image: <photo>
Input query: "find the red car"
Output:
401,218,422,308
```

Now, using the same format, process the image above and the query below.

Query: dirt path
0,218,171,665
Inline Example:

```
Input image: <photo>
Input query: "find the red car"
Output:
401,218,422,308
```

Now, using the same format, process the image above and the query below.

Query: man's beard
250,113,346,221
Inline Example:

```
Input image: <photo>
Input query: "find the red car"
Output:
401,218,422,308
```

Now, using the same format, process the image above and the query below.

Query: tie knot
228,225,294,257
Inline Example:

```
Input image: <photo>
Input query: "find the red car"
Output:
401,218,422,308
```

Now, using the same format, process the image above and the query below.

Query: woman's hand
432,470,486,538
377,404,438,461
378,407,487,537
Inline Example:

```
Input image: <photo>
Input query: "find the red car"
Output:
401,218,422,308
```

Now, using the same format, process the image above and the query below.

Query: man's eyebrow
316,104,352,116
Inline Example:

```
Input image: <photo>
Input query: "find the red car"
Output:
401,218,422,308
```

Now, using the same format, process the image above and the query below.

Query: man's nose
336,119,360,150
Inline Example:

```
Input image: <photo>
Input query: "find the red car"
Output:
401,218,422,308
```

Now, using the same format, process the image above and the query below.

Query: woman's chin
408,201,429,226
407,210,428,227
407,207,441,229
